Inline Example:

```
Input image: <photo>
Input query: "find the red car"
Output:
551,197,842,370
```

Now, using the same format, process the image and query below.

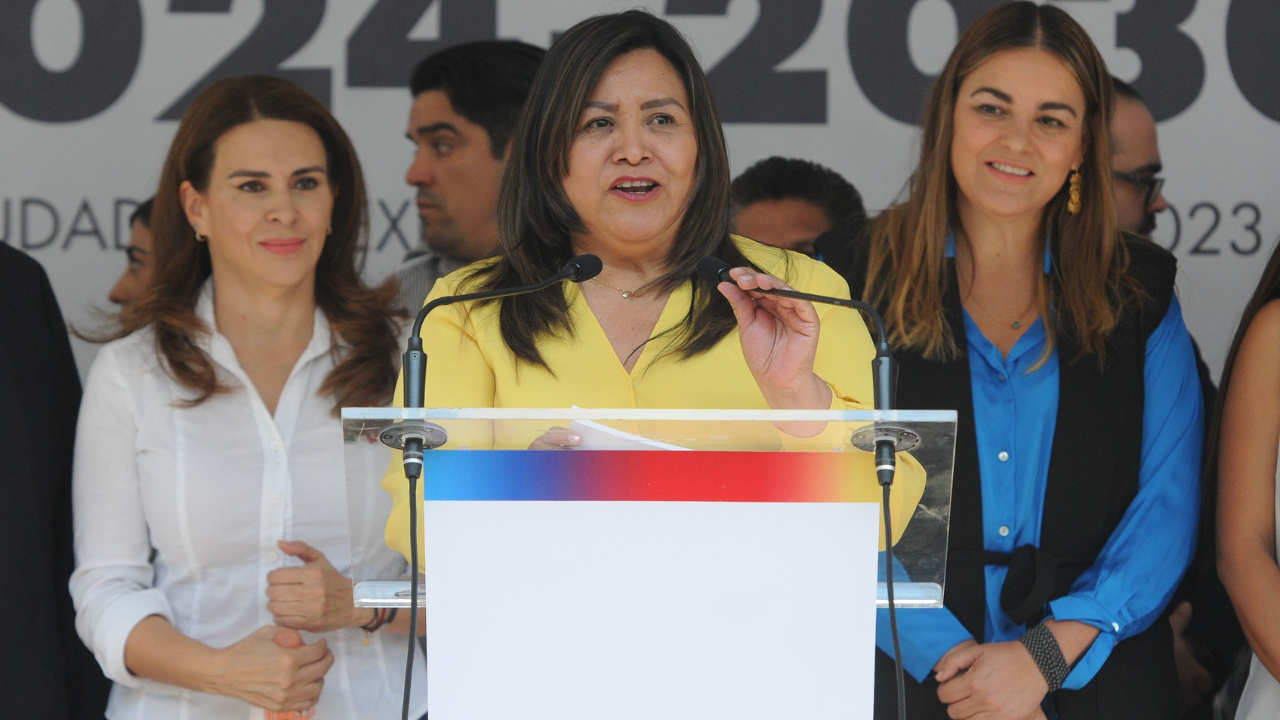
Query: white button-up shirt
71,286,426,719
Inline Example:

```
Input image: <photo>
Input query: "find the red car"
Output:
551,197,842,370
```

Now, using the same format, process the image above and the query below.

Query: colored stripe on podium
421,450,876,502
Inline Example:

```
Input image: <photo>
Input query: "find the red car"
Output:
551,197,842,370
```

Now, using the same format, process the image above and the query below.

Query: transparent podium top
341,408,956,609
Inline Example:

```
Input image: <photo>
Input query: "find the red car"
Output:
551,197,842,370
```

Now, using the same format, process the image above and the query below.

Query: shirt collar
946,231,1053,275
194,279,334,378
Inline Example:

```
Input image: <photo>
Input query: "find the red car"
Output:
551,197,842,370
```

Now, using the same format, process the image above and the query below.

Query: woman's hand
528,426,582,450
207,626,332,712
716,267,831,411
934,640,1048,720
267,541,365,633
933,637,979,677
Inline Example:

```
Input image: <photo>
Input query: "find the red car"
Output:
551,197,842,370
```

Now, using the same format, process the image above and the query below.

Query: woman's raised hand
716,267,832,411
207,626,332,712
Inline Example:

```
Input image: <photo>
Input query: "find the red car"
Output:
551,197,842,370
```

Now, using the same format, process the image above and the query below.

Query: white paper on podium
423,500,879,720
566,418,692,451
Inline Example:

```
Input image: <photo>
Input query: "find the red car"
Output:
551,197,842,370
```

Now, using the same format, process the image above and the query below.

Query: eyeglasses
1113,171,1165,209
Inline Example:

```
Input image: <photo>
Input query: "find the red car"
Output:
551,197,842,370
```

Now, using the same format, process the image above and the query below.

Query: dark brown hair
865,1,1137,364
113,75,399,412
464,10,757,367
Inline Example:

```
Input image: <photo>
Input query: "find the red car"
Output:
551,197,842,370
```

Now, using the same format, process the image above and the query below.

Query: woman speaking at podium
383,10,923,561
839,3,1201,719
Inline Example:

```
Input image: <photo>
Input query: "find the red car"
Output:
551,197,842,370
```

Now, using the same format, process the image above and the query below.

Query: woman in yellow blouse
383,11,923,560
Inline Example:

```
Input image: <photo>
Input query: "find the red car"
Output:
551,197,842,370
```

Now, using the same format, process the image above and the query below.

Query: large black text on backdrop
1,0,1276,377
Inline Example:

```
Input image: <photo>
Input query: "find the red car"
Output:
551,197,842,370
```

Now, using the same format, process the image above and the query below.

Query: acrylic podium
341,407,955,720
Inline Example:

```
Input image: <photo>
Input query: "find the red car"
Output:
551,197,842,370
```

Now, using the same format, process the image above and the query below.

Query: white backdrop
2,0,1277,379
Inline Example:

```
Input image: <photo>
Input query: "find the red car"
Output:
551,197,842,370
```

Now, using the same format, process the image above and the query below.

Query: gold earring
192,224,208,242
1067,170,1082,214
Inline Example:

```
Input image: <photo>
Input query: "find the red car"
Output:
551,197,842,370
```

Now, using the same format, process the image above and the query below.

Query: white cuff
91,589,174,687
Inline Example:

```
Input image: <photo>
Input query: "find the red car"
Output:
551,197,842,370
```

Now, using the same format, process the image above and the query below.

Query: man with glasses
1111,78,1168,237
1110,77,1246,719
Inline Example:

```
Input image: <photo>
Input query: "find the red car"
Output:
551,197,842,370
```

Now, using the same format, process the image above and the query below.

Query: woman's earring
191,224,208,242
1067,170,1082,215
327,222,333,235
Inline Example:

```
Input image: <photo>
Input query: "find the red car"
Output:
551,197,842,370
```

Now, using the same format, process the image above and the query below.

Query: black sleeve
0,245,111,719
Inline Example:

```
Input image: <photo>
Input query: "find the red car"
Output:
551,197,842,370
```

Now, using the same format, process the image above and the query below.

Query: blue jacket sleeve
1047,295,1203,689
875,553,974,682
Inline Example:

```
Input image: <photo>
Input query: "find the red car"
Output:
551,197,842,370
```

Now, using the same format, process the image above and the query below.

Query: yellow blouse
382,237,925,560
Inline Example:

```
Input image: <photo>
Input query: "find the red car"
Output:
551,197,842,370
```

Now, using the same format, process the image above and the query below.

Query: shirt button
999,526,1010,537
268,551,281,563
998,373,1007,382
271,494,281,505
271,441,282,451
998,451,1009,462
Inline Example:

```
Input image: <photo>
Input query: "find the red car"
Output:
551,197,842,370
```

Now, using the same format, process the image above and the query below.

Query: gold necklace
591,276,669,299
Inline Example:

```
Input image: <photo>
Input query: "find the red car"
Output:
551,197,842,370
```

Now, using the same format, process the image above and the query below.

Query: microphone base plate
850,425,921,453
380,421,449,451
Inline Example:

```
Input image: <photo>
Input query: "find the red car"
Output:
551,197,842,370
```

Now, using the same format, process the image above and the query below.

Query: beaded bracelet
1018,622,1070,691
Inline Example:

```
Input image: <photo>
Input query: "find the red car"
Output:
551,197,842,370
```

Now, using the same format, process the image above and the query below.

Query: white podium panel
426,501,878,720
340,407,957,720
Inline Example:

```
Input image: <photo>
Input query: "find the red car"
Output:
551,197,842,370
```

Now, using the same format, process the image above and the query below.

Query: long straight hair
865,2,1136,363
110,75,400,412
464,10,757,368
1205,239,1280,539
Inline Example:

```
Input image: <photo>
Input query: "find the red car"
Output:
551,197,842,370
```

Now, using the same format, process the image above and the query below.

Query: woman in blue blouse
842,4,1200,719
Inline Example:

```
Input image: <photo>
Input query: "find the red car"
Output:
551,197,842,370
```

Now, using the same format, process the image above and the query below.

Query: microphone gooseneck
696,257,891,352
396,253,602,720
402,254,602,408
700,253,908,720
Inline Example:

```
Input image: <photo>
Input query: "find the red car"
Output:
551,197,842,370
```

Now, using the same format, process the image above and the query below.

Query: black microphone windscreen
566,254,603,282
696,257,733,286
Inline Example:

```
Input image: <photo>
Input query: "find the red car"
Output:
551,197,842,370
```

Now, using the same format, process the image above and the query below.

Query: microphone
388,253,601,720
697,255,912,720
402,253,603,413
697,256,898,477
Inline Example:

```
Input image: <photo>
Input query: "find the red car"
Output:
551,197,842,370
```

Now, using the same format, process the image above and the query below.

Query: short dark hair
1111,75,1143,103
730,157,865,228
469,10,756,368
410,40,546,159
129,197,154,228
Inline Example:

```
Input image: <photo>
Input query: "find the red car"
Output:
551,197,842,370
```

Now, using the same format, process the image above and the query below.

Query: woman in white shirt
70,75,427,719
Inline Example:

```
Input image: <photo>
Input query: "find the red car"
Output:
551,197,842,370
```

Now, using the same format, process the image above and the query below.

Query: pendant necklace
592,276,670,299
966,291,1036,330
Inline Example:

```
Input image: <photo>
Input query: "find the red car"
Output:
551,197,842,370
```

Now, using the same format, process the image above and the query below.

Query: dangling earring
1067,170,1082,214
327,222,333,235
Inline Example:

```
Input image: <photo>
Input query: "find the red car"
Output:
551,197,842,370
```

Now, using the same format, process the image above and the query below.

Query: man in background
395,40,545,312
729,156,864,258
108,198,155,310
1111,79,1170,237
1110,76,1244,719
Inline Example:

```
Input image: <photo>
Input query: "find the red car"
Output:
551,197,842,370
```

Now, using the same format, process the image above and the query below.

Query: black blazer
0,244,111,719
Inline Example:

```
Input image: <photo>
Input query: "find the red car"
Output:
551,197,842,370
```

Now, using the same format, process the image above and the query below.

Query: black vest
844,238,1182,720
